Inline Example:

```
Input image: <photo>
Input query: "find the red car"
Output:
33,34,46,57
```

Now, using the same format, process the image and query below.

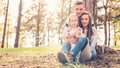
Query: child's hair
79,11,93,43
67,14,79,27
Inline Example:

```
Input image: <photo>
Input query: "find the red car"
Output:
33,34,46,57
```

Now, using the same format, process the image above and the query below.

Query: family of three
57,1,98,64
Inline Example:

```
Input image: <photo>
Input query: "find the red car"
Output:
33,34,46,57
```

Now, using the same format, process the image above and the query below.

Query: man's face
74,4,85,16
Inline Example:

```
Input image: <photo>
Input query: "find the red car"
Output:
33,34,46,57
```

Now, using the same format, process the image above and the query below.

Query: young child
63,14,84,50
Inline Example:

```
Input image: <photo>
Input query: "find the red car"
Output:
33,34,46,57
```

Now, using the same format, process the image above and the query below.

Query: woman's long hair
79,11,93,44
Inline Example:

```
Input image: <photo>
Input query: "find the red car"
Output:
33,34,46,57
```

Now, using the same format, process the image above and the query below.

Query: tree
57,0,70,44
1,0,9,48
103,0,108,46
14,0,22,48
20,0,46,47
83,0,97,27
68,0,72,15
109,0,120,46
35,1,40,47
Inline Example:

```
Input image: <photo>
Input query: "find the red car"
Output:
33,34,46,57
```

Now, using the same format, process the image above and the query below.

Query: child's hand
74,27,84,37
74,30,80,37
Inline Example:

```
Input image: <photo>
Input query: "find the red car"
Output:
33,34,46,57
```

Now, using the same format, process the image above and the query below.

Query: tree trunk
114,23,116,46
83,0,93,15
93,0,97,28
83,0,97,27
47,19,50,46
104,8,107,46
58,0,64,45
68,0,71,15
35,1,40,47
14,0,22,48
1,0,9,48
103,0,108,46
108,12,111,46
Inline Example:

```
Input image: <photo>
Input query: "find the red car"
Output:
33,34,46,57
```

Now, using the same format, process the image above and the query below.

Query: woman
78,11,98,62
57,11,97,64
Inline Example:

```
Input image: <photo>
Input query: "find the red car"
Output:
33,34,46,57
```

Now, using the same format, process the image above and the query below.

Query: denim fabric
71,37,88,56
91,48,97,59
61,42,71,55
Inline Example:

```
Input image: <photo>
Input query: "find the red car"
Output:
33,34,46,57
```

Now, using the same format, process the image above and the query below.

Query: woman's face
81,14,89,27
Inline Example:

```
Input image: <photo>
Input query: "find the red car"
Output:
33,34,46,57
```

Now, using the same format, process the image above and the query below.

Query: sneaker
68,52,74,61
68,52,76,63
57,52,69,64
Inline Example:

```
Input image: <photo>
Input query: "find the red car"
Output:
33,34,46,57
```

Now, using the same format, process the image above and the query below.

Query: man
74,1,85,17
66,1,85,27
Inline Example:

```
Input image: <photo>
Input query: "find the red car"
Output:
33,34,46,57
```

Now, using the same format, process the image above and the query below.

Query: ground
86,46,120,68
0,46,120,68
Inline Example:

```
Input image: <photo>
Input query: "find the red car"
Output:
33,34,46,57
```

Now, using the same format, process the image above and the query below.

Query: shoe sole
57,52,68,64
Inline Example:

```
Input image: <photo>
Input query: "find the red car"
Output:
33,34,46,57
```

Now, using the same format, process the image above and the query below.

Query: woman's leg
91,48,97,59
71,37,88,56
79,47,97,62
79,44,92,62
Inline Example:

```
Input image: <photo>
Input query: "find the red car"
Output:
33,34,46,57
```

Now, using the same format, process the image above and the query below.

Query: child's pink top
63,27,83,46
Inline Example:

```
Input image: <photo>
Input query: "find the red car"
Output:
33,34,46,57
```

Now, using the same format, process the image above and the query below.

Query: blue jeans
71,37,88,56
61,42,71,55
91,48,97,59
61,37,88,57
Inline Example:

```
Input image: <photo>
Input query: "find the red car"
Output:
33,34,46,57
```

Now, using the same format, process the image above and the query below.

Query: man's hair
74,1,83,5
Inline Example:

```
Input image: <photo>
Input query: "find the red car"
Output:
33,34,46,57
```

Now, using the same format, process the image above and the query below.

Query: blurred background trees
0,0,120,48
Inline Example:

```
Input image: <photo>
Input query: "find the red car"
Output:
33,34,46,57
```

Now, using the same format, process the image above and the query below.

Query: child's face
81,14,89,27
69,16,78,27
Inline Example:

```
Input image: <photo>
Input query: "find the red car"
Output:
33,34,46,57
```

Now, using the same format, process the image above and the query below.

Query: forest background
0,0,120,48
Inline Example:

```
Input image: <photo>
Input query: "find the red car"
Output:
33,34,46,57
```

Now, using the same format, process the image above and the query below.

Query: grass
110,45,120,50
0,46,61,53
0,45,119,53
1,45,119,68
0,46,88,68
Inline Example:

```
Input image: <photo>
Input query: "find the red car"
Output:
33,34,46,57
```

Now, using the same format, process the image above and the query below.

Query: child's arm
75,27,85,38
63,28,73,43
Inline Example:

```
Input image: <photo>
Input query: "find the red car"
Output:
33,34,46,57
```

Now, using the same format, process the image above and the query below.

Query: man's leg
61,42,71,55
57,42,71,64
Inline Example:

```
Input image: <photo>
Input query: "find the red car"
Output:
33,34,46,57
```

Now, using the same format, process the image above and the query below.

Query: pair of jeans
91,48,97,59
61,37,88,57
61,42,71,55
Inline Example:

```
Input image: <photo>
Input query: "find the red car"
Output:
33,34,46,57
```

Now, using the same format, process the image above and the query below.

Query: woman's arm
90,26,98,50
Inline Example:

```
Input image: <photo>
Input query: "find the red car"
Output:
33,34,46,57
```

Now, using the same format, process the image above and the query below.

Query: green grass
0,46,61,53
0,46,87,68
2,45,120,68
110,45,120,50
0,45,119,53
